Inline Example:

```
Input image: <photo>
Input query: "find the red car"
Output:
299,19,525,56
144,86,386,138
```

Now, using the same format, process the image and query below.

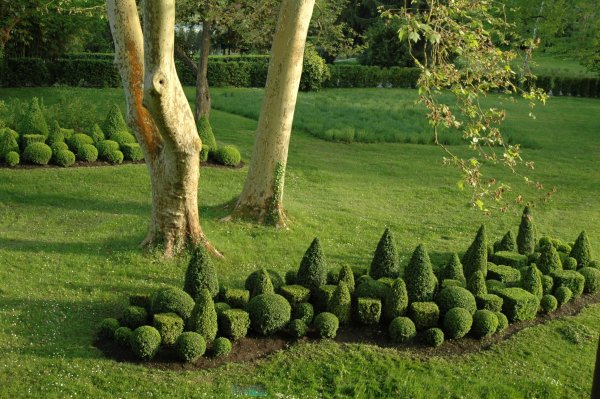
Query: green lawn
0,87,599,398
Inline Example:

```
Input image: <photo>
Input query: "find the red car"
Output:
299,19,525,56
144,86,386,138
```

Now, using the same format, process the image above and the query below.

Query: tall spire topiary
47,121,64,146
570,231,592,268
521,265,543,298
89,123,105,143
102,103,129,138
369,228,400,279
19,97,48,137
384,278,408,320
404,244,437,303
297,238,327,291
188,289,218,342
197,115,217,150
250,268,274,297
441,253,466,285
462,225,488,278
338,265,355,294
517,206,536,255
537,244,563,275
184,245,219,299
496,230,516,252
467,271,487,296
327,282,351,324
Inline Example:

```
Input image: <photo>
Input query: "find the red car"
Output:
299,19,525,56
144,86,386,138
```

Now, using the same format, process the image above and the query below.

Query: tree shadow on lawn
0,235,146,257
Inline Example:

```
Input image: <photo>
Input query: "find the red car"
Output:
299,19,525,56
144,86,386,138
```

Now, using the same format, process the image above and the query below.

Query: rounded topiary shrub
200,144,210,162
541,275,554,295
105,149,124,164
563,257,578,271
246,269,283,293
5,151,19,167
97,317,120,340
68,133,94,153
213,145,241,167
422,327,444,347
314,312,339,339
495,312,509,333
23,142,52,165
579,267,600,294
292,302,314,325
51,142,69,154
111,131,136,146
443,307,473,339
288,319,308,338
554,286,572,307
247,293,291,335
388,316,416,343
122,143,144,161
0,128,19,160
54,149,75,167
212,337,232,357
130,325,162,360
122,305,148,329
150,287,195,320
77,144,98,163
540,294,558,313
435,286,477,315
471,310,498,338
97,140,120,158
114,326,132,347
175,332,206,362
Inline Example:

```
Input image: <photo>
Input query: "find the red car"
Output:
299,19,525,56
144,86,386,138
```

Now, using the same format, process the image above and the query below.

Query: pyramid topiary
517,206,536,255
183,245,219,299
537,244,563,275
467,271,487,296
462,225,488,278
47,121,64,146
495,231,516,252
440,253,466,285
569,231,592,268
327,282,351,324
102,103,129,138
18,98,48,137
337,265,355,293
521,264,543,298
197,115,217,150
187,288,218,343
369,228,400,279
383,278,408,320
248,268,274,297
89,123,105,143
296,238,327,291
404,244,437,303
0,128,19,160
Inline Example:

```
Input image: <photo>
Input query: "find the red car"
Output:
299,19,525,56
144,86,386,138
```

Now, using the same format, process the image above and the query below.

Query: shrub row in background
97,207,598,363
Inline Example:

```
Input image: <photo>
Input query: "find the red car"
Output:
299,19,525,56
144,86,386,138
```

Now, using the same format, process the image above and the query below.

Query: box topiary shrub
212,337,232,357
383,278,408,321
491,251,528,268
292,302,314,325
356,297,382,325
153,312,184,346
110,131,136,147
97,139,120,158
184,245,219,299
130,325,162,360
443,307,473,339
18,98,48,137
114,326,132,347
122,143,144,161
538,244,563,275
562,257,578,271
435,286,477,315
67,133,94,152
219,309,250,340
313,284,337,310
175,331,206,362
476,294,503,312
517,206,536,255
579,267,600,294
77,143,98,162
440,253,466,285
213,145,241,167
197,116,217,150
223,288,250,309
122,305,148,329
0,129,19,160
423,327,444,347
497,288,540,322
551,270,585,297
315,312,339,339
409,302,439,330
278,285,311,305
97,317,120,340
150,287,195,320
248,293,291,335
20,134,45,149
369,228,400,279
200,144,210,162
338,265,355,293
188,289,218,342
521,265,543,298
485,279,506,294
246,268,275,298
471,310,498,338
441,279,463,289
88,123,105,143
355,276,389,301
327,282,351,324
5,151,19,167
462,225,488,278
105,149,124,164
467,271,487,296
569,231,592,268
541,275,554,295
486,263,521,285
540,294,558,313
296,238,327,292
495,312,509,332
588,260,599,270
494,231,516,252
554,286,572,307
102,103,129,138
23,142,52,165
214,302,231,316
404,244,437,302
288,319,308,338
54,149,75,167
389,316,416,343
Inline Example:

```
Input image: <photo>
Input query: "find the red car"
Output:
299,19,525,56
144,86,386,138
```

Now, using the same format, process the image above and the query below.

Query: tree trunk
195,19,212,121
228,0,315,227
107,0,221,258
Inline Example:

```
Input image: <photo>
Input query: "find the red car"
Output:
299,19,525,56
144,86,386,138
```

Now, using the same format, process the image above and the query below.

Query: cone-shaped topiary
338,265,355,293
569,231,592,268
188,289,218,343
467,271,487,296
441,253,466,285
369,228,400,279
197,115,217,150
249,268,274,297
462,225,488,278
521,264,543,298
537,244,563,275
184,245,219,299
404,244,437,303
19,98,48,137
296,238,327,291
517,206,536,255
327,282,351,324
383,278,408,320
102,103,129,138
496,231,516,252
88,123,105,143
47,121,64,146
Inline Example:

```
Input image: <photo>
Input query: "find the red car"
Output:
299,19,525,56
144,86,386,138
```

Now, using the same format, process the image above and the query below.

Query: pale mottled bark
195,19,212,121
107,0,220,257
229,0,315,227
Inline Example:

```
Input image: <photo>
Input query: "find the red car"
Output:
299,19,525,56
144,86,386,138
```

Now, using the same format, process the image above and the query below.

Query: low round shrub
175,332,206,362
213,145,241,167
212,337,232,357
292,302,314,325
150,287,195,321
105,149,124,164
247,293,291,335
77,144,98,162
563,257,578,271
0,128,19,159
540,294,558,313
97,317,120,340
443,307,473,339
388,316,416,343
114,326,132,347
245,269,284,293
214,302,231,315
5,151,19,167
130,325,162,360
554,286,572,307
589,260,599,270
422,327,444,347
435,286,477,315
68,133,94,152
471,310,498,338
314,312,339,339
23,142,52,165
288,319,308,338
579,267,600,294
122,143,144,161
122,305,148,329
51,142,69,154
110,130,136,146
97,140,120,158
495,312,509,333
54,149,75,167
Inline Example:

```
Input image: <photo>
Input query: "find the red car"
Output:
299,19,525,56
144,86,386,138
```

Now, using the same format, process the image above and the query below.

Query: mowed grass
0,86,599,398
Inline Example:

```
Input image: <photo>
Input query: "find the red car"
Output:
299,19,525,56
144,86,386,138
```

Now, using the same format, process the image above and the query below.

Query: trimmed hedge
219,309,250,340
570,231,592,268
497,288,540,322
279,284,311,305
356,297,382,325
476,294,503,312
54,149,76,167
486,263,522,285
579,267,600,294
122,306,148,329
223,288,250,309
246,268,275,298
122,143,144,161
114,326,132,347
213,145,241,167
435,286,477,315
409,302,439,331
23,142,52,165
491,251,529,268
153,312,184,346
150,287,195,320
5,151,19,167
292,302,314,325
551,270,585,297
77,144,98,162
423,327,444,347
313,284,337,310
517,206,536,255
471,310,498,338
440,253,466,285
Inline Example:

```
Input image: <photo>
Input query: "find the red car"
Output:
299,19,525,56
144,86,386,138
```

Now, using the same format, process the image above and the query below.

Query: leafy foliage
130,326,161,361
440,253,465,285
471,310,498,339
569,231,592,268
150,287,195,321
462,225,488,278
188,289,218,343
197,116,217,150
184,245,219,299
327,282,351,325
517,207,536,255
23,142,52,165
369,228,400,279
404,244,437,302
296,238,327,292
388,316,416,343
247,294,291,335
175,332,206,362
314,312,339,339
102,104,129,138
443,307,473,339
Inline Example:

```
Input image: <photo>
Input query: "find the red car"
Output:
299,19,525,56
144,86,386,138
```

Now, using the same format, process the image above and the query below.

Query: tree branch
174,44,198,75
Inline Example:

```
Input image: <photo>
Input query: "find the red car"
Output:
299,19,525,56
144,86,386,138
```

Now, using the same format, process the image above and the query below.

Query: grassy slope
0,87,598,398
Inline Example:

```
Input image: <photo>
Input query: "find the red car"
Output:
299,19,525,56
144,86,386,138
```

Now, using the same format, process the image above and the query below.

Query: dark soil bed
1,159,244,170
95,291,600,370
